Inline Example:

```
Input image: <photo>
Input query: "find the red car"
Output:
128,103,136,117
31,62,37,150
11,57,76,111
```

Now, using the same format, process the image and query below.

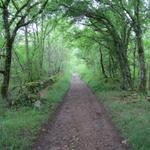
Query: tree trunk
1,6,13,98
136,29,147,92
99,48,108,78
117,46,132,90
114,41,132,90
133,46,136,87
109,53,116,78
47,34,52,76
110,55,116,78
148,64,150,90
134,0,147,92
1,41,13,98
120,57,132,90
39,15,45,73
25,25,32,81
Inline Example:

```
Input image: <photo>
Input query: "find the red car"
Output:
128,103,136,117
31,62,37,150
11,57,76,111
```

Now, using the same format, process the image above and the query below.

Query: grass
79,67,150,150
0,73,71,150
99,91,150,150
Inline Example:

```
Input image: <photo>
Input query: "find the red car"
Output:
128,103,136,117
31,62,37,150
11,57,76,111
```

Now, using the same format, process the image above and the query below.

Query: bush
9,76,57,107
78,65,121,91
0,73,71,150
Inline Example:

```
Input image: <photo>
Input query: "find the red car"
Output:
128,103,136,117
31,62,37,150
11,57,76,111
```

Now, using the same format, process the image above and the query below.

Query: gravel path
33,75,129,150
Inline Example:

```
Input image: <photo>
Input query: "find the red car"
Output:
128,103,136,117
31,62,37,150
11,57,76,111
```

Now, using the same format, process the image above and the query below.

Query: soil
32,75,130,150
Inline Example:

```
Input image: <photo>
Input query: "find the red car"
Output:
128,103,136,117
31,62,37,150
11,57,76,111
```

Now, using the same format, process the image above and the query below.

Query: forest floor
32,75,130,150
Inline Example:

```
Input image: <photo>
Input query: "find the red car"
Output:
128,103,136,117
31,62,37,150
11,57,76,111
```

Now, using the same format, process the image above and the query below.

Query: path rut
33,75,129,150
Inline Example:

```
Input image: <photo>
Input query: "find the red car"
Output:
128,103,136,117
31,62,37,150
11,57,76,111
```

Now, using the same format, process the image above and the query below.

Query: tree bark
119,56,132,90
134,0,147,92
133,46,136,87
0,0,48,98
148,64,150,90
99,48,108,78
116,43,132,90
39,15,45,73
1,41,13,98
136,29,147,92
25,25,32,81
110,55,116,78
47,33,52,76
1,6,14,98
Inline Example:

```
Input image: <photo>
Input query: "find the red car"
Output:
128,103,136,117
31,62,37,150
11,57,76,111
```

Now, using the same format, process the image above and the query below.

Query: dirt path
33,75,129,150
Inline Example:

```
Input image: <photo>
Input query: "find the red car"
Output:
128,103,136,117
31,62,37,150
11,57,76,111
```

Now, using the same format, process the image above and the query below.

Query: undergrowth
0,73,71,150
79,66,150,150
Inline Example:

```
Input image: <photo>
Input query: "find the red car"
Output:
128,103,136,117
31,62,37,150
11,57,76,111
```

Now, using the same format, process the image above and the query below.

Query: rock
34,100,42,109
147,96,150,102
42,128,46,132
121,139,127,145
132,93,138,99
10,76,57,107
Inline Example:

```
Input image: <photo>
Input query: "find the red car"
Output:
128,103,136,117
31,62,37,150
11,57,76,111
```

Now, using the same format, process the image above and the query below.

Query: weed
0,74,70,150
80,68,150,150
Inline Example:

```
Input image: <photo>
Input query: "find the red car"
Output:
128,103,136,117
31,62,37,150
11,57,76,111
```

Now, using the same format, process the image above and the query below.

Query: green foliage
0,74,71,150
78,63,121,91
9,77,57,107
0,108,47,150
81,67,150,150
100,91,150,150
0,0,150,149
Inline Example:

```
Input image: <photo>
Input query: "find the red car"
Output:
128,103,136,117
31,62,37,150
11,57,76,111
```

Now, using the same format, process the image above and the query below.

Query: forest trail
33,75,129,150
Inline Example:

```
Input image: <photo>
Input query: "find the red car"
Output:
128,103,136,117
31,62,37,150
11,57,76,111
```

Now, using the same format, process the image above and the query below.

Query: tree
118,0,147,91
0,0,48,98
57,0,133,89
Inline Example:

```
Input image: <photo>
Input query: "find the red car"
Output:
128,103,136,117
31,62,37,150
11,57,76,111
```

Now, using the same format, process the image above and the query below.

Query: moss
9,76,58,107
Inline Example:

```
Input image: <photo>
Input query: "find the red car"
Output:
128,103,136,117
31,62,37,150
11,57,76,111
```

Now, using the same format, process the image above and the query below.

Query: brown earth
32,75,130,150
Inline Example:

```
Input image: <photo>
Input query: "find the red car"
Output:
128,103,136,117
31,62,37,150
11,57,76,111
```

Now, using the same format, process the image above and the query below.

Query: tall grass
0,73,71,150
79,66,150,150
